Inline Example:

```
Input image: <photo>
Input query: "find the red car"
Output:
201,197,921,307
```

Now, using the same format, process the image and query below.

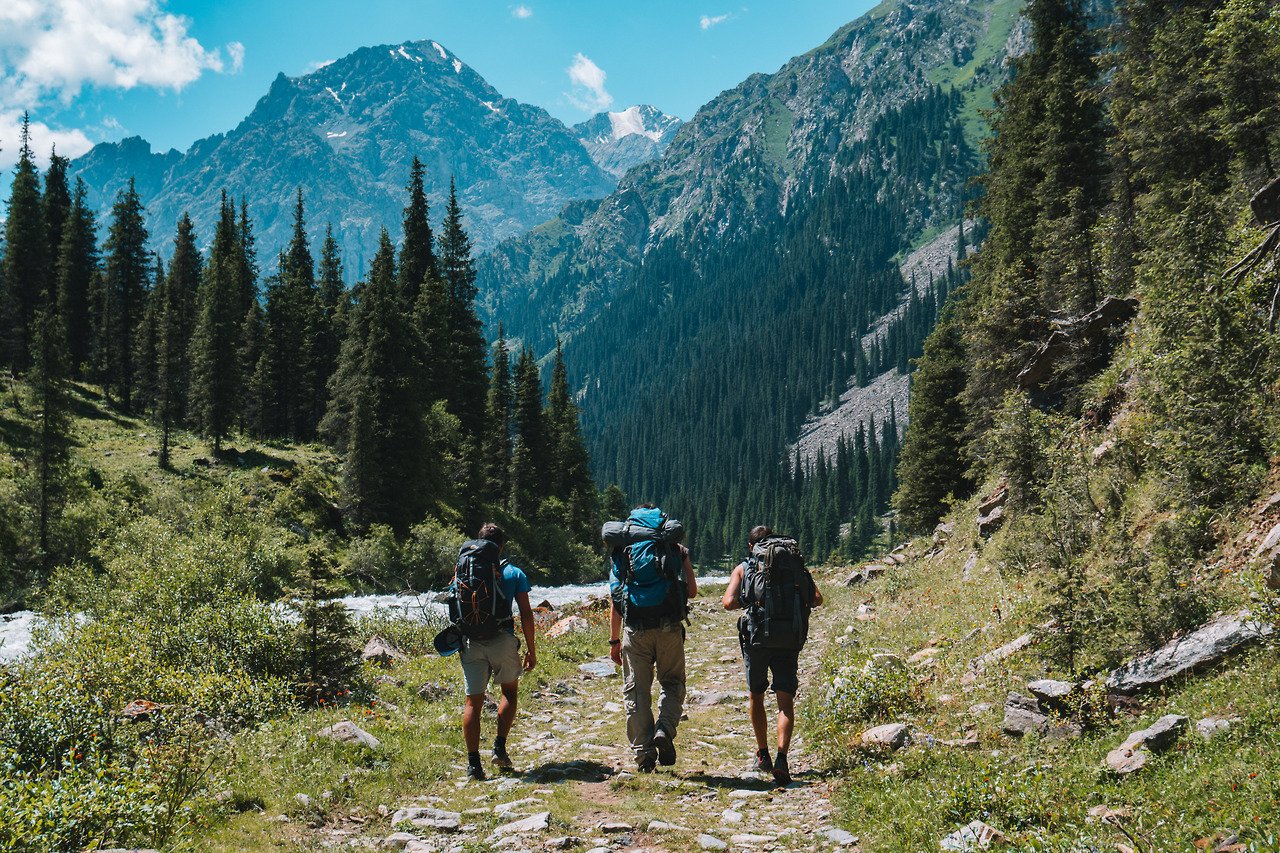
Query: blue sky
0,0,877,168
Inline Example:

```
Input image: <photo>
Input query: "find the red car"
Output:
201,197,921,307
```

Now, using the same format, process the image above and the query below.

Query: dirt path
367,577,857,852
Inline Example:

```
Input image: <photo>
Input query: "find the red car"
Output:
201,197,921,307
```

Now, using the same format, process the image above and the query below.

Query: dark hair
748,525,773,546
633,502,657,510
477,522,507,545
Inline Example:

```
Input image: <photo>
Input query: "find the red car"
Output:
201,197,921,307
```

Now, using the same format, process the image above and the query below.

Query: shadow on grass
216,446,298,471
683,770,817,791
520,759,614,783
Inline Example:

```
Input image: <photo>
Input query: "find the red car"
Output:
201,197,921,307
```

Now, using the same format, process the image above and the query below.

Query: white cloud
0,110,93,168
512,5,533,19
226,41,245,74
700,13,732,29
565,52,611,113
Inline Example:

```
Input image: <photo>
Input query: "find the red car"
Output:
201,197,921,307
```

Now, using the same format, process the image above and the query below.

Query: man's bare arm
722,565,745,610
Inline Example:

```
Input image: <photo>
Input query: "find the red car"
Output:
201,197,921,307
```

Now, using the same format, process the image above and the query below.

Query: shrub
807,654,923,765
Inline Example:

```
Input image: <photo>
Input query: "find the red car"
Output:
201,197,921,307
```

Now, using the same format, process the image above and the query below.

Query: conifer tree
286,546,359,704
398,157,437,303
42,152,71,278
133,254,162,414
56,179,99,377
312,225,347,427
1,114,46,371
545,339,596,540
102,178,149,412
341,230,430,533
482,325,513,505
189,195,243,453
154,218,201,467
510,346,545,517
414,267,454,406
27,300,73,574
437,178,488,438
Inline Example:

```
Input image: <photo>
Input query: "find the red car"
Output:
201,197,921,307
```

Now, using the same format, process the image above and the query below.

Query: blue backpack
605,508,688,628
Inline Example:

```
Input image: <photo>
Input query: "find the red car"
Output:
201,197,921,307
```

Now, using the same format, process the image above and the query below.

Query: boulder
1016,296,1139,390
316,721,381,750
546,615,591,638
379,834,419,850
1027,679,1078,709
961,552,979,580
1106,611,1274,694
861,722,910,750
578,659,617,678
940,820,1006,850
391,806,462,831
491,811,550,837
977,485,1008,517
1106,715,1188,775
698,835,729,850
362,635,407,668
934,522,955,543
977,505,1006,538
1105,742,1147,775
843,569,870,587
1255,521,1280,590
1002,694,1048,737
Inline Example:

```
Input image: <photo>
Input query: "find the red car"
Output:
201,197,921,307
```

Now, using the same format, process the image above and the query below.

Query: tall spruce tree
1,114,46,371
510,346,545,517
42,152,71,280
340,229,430,533
482,325,513,505
312,225,347,427
102,179,149,412
437,178,488,438
56,179,99,376
398,157,437,303
133,254,163,414
27,300,73,575
545,339,596,541
154,215,202,466
189,195,243,453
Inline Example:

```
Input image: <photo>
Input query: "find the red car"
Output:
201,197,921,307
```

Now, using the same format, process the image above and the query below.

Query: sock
468,750,482,766
493,736,507,753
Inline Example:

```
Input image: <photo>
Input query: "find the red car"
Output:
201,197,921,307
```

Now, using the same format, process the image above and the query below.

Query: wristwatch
609,638,621,646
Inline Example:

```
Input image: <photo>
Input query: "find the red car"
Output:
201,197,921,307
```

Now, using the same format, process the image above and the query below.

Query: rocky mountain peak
572,105,683,178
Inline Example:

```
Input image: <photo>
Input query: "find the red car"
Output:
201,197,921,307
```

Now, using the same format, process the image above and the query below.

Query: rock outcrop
1106,611,1274,694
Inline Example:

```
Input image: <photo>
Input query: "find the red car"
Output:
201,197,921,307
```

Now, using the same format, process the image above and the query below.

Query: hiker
448,523,536,781
603,504,698,772
722,525,822,786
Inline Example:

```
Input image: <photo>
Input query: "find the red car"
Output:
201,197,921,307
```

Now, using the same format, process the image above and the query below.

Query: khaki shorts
460,633,521,696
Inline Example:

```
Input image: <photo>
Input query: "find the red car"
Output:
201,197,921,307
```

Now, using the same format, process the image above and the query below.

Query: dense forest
894,0,1280,670
566,86,978,563
0,134,601,607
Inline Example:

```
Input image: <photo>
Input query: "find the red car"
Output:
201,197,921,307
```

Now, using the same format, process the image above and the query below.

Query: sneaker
752,748,773,773
492,746,513,771
467,758,486,782
654,726,677,766
772,751,791,787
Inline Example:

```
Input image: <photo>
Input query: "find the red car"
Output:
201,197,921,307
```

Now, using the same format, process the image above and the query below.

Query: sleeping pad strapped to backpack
450,538,513,641
741,535,812,650
603,508,688,628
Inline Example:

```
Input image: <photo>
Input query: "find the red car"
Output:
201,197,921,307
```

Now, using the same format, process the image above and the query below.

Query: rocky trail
309,583,857,853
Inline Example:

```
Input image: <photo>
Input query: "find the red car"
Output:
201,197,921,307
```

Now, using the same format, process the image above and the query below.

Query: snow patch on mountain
432,41,447,60
572,105,683,178
397,45,422,62
608,106,664,142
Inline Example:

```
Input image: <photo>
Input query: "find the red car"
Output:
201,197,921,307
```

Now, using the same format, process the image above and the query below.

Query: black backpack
741,536,812,650
450,539,513,641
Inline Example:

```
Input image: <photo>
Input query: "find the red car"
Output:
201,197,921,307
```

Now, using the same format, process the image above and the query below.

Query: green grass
805,488,1280,851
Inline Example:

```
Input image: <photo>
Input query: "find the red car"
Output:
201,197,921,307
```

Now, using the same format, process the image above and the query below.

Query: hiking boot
654,726,677,766
752,748,773,773
638,755,657,773
466,756,486,782
772,751,791,787
492,745,513,771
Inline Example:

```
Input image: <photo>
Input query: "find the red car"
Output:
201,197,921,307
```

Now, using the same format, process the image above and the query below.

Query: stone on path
861,722,910,750
579,659,617,678
391,806,462,831
491,811,550,838
316,720,381,750
1106,611,1273,694
599,821,633,832
721,808,744,823
941,820,1006,850
379,832,419,849
649,820,690,832
730,834,777,845
698,834,729,850
823,827,859,846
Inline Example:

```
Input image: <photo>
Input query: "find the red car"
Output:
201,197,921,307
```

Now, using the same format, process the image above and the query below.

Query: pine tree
341,229,430,533
42,151,71,279
189,195,244,453
27,300,73,575
102,179,149,412
133,254,162,414
545,339,596,541
398,156,437,303
286,546,360,705
312,225,347,428
154,220,199,467
482,325,513,505
1,114,46,371
56,179,99,377
437,178,488,438
510,346,545,517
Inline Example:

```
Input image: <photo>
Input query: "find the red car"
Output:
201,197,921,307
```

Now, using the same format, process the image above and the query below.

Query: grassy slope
818,487,1279,851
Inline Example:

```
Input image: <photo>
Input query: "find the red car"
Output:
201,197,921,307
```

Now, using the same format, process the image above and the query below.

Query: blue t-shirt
497,563,531,634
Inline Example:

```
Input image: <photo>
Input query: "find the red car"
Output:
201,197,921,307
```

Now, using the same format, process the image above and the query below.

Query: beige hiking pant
620,622,686,764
